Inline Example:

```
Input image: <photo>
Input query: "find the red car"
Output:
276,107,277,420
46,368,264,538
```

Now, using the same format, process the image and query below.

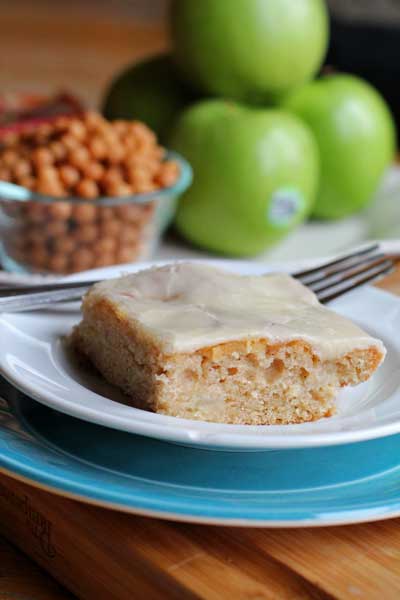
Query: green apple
170,0,328,104
169,100,319,256
282,74,396,219
102,54,196,142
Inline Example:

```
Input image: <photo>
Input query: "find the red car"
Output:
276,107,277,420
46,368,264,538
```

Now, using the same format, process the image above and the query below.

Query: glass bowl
0,151,192,275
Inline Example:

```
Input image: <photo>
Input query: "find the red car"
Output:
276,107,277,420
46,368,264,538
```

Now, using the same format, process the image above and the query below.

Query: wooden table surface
1,3,400,599
0,0,168,108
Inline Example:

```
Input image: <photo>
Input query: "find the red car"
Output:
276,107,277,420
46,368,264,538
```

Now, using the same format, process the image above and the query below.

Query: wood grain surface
0,0,168,108
1,3,400,599
0,456,400,600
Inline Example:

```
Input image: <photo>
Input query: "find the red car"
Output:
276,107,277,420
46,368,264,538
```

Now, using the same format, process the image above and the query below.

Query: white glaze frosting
87,262,385,359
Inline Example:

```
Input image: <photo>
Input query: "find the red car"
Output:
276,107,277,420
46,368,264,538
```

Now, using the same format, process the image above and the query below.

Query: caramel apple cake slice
71,263,385,425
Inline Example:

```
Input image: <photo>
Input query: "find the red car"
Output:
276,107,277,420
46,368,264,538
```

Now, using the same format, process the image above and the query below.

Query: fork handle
0,278,100,297
0,286,89,312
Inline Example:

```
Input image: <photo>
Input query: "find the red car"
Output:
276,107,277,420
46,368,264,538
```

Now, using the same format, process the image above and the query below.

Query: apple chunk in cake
71,263,385,425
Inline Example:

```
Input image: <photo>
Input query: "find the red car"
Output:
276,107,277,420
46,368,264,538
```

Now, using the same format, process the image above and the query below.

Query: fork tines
0,242,396,312
294,243,395,303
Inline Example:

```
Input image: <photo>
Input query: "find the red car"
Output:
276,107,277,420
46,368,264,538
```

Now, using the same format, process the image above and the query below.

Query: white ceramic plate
1,258,400,451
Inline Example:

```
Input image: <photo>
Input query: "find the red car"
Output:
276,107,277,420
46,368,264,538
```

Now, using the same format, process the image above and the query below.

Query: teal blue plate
1,377,400,527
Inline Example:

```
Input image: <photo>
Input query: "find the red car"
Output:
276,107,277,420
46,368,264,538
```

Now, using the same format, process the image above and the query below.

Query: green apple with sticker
169,100,319,256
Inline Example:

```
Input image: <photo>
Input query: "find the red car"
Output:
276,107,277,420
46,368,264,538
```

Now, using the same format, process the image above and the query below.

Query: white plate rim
1,250,400,451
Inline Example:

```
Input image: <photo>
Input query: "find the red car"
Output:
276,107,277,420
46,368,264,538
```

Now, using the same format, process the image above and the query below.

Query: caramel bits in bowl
0,111,186,274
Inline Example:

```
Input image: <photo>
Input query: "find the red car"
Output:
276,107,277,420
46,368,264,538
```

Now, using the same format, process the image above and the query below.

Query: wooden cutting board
0,267,399,600
1,468,400,600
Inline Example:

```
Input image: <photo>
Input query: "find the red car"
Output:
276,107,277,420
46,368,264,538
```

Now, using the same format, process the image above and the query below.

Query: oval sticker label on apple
267,187,304,227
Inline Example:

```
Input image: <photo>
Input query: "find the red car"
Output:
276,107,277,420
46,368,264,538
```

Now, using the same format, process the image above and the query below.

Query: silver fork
0,243,395,313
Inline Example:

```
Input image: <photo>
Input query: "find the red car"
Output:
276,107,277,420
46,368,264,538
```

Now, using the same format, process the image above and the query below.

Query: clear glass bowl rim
0,151,192,207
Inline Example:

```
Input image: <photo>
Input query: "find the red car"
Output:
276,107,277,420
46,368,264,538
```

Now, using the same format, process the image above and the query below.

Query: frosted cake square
71,263,385,425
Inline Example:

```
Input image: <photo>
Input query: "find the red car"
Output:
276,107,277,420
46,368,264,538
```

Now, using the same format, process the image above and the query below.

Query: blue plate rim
1,463,400,528
1,391,400,527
